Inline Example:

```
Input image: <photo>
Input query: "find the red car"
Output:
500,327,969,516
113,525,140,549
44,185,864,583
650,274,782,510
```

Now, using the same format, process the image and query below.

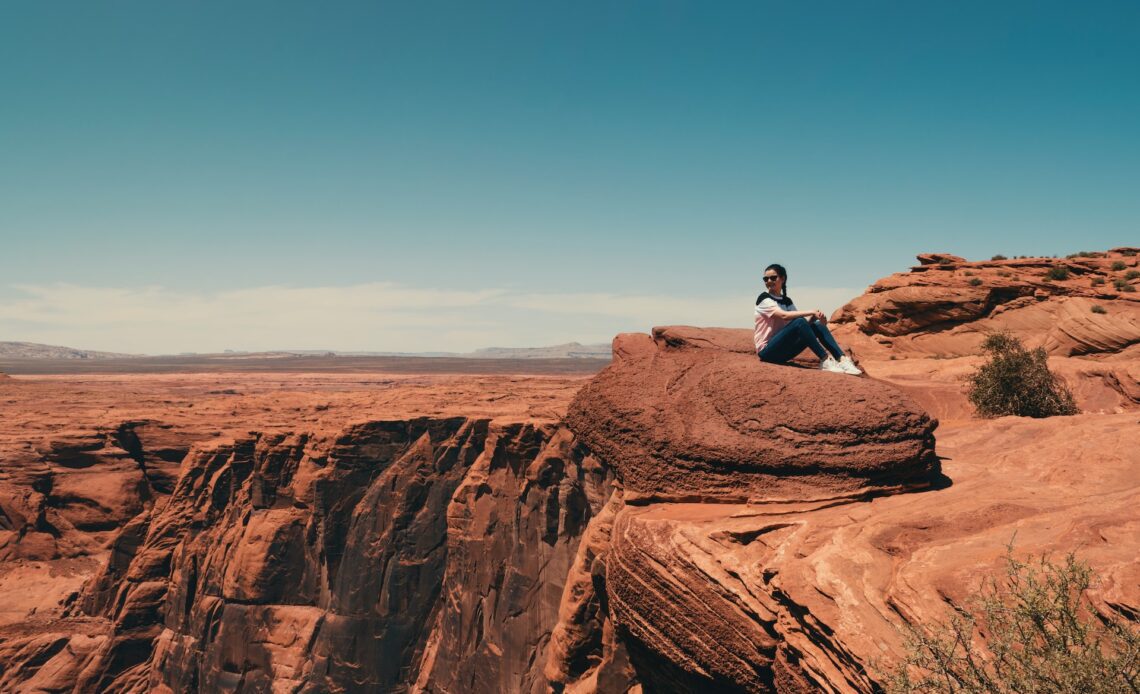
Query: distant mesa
0,341,611,361
0,342,139,360
469,342,611,359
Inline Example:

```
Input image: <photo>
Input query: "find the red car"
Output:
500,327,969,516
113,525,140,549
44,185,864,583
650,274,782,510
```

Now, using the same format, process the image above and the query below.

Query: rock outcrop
830,248,1140,360
545,329,945,693
566,328,939,505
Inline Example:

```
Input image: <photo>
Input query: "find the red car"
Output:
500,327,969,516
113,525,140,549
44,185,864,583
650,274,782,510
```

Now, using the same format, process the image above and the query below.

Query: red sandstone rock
0,373,597,692
566,329,940,504
588,413,1140,692
831,249,1140,359
916,252,966,266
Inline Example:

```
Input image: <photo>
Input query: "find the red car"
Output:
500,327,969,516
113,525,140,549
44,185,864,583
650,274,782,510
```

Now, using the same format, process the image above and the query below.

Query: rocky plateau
0,250,1137,693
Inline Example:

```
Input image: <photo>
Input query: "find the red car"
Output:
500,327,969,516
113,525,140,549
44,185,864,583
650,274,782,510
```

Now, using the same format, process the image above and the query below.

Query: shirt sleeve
755,297,779,316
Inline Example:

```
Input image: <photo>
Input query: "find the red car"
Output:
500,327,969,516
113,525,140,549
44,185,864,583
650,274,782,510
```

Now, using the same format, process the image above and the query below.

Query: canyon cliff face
1,251,1138,693
3,416,613,693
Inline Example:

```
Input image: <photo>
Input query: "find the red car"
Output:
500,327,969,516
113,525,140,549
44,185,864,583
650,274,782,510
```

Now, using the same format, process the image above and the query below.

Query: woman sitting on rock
754,263,861,375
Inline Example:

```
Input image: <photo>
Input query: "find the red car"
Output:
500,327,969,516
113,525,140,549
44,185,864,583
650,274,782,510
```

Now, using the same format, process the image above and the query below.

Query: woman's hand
813,309,827,324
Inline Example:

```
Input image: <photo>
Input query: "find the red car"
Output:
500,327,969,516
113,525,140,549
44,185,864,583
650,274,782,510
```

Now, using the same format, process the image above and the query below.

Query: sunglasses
763,275,779,283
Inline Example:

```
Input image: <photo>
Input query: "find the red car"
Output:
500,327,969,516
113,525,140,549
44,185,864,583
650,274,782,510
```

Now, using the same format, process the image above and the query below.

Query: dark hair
765,263,787,294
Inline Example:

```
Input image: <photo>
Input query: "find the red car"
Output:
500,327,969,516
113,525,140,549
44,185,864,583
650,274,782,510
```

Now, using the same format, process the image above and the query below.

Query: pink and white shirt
753,292,797,353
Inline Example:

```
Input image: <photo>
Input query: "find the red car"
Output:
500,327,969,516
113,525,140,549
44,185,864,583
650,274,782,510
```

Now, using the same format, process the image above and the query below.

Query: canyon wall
2,417,613,692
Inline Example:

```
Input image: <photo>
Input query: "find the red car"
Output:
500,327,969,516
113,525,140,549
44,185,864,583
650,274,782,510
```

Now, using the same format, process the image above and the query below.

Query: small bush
889,549,1140,694
1045,265,1070,281
991,254,1007,260
998,270,1011,277
968,277,983,286
1112,260,1127,271
967,332,1077,418
1126,270,1140,280
1113,278,1135,292
1091,305,1107,314
1092,276,1105,286
1123,249,1138,257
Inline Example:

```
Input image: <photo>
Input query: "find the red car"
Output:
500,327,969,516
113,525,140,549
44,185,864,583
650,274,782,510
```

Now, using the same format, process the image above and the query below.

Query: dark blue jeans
759,318,844,364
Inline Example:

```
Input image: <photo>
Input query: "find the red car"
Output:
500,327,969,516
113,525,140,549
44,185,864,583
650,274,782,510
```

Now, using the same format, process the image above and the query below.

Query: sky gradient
3,2,1138,353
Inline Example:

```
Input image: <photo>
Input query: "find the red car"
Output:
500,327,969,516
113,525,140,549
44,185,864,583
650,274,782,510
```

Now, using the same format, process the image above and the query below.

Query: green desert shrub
991,254,1007,261
1111,260,1127,271
1045,265,1070,281
1114,278,1136,292
1126,270,1140,280
968,277,983,286
1091,305,1107,314
1091,277,1105,286
967,333,1077,418
889,550,1140,694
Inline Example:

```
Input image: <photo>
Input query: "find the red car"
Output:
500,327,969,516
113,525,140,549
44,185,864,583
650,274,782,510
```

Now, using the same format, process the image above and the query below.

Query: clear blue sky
2,2,1138,352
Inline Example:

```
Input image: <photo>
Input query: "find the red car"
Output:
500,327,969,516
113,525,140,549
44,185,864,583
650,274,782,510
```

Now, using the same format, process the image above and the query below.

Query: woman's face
763,269,784,294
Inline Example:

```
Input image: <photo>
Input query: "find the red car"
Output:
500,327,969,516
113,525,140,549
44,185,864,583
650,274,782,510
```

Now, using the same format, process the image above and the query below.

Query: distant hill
0,342,139,359
468,342,611,359
0,341,611,360
312,342,611,359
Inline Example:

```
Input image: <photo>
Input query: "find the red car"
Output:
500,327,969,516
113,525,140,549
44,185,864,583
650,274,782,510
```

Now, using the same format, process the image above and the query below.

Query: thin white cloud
0,282,858,354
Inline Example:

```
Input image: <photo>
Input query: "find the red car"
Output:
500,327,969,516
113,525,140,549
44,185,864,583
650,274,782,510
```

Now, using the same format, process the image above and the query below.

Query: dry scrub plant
888,551,1140,693
966,333,1077,418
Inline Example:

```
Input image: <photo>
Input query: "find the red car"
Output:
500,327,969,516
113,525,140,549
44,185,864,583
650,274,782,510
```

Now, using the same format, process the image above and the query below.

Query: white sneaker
837,356,863,376
820,356,846,374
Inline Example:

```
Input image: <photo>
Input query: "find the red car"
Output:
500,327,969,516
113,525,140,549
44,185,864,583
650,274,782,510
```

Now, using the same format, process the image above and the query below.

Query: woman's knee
789,317,811,331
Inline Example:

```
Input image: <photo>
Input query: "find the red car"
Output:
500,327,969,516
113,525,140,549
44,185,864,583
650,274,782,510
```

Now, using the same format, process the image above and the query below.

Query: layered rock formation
0,374,605,693
822,249,1140,418
545,329,944,693
566,329,938,505
830,247,1140,360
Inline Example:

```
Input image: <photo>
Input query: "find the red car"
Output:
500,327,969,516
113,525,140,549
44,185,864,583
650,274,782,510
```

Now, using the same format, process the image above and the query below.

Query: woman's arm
771,308,823,321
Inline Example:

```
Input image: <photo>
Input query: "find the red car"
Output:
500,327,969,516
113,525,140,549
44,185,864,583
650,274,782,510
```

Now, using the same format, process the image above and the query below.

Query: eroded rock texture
0,374,610,693
830,248,1140,359
545,325,1139,694
566,328,940,504
58,419,611,692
